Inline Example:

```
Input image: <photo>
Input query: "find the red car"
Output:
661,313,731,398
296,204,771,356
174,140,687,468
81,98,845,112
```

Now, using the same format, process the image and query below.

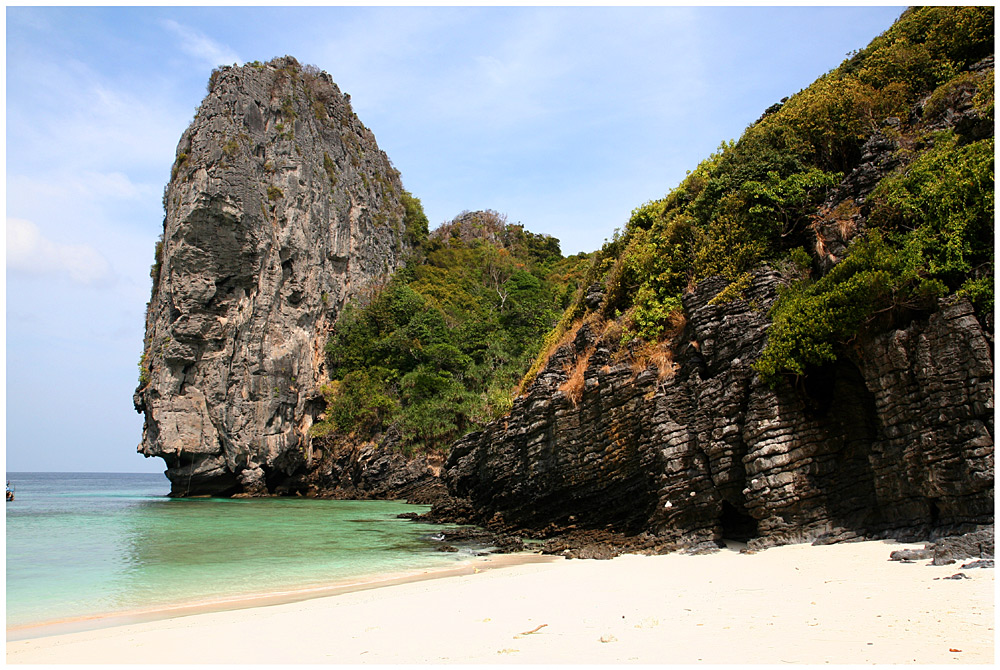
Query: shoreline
7,538,993,664
6,551,556,642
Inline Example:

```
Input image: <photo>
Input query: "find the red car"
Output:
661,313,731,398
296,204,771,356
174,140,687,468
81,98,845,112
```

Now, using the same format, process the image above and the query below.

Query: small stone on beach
960,559,994,569
889,549,933,562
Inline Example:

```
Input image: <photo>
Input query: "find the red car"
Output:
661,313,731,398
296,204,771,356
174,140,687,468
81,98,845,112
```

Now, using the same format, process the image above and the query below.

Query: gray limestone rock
135,58,410,496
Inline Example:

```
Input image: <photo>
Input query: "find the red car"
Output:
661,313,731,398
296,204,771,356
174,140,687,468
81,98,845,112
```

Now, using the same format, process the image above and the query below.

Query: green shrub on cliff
318,371,398,436
400,190,429,248
137,351,150,386
759,131,993,385
868,133,994,285
756,233,938,382
150,235,164,292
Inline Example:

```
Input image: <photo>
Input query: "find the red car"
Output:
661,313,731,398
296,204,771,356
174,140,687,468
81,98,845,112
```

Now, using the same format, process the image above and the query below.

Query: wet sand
6,540,994,664
6,551,553,641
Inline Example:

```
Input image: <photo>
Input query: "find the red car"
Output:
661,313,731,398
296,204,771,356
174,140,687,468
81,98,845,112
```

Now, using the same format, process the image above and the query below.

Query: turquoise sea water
5,472,476,631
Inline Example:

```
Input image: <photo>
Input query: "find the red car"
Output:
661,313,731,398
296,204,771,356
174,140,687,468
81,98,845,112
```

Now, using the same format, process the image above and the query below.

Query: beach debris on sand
515,623,548,638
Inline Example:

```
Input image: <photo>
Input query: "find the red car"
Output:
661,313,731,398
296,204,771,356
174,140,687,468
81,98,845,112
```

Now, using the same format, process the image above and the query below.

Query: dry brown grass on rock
600,316,623,346
517,317,583,395
559,346,595,406
630,340,679,382
556,318,586,353
664,310,687,339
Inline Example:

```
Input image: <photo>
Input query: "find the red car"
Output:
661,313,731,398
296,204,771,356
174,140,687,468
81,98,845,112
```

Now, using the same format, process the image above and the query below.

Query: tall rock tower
134,57,410,496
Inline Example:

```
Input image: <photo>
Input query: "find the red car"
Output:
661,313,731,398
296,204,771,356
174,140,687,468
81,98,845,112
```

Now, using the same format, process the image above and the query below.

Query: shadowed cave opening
720,500,759,542
928,498,941,525
800,360,839,416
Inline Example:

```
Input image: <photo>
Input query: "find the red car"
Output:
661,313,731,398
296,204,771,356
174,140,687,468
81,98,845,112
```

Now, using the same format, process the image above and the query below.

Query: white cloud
161,19,241,69
7,218,112,285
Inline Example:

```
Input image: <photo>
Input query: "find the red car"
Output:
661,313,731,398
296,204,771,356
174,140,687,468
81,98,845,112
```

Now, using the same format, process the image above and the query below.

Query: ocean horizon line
6,470,166,475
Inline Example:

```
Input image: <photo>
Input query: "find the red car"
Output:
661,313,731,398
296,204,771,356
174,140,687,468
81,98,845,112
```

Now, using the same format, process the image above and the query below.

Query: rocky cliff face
440,269,993,550
134,57,410,496
434,50,994,550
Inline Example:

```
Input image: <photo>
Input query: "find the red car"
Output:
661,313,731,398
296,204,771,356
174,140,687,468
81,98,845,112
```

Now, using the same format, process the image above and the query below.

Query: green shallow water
5,472,475,629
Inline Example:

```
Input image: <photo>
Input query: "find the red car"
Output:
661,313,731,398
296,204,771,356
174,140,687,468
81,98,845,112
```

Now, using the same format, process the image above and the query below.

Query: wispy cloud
7,218,112,285
315,7,705,142
75,171,153,200
8,56,189,176
10,171,155,203
161,18,241,69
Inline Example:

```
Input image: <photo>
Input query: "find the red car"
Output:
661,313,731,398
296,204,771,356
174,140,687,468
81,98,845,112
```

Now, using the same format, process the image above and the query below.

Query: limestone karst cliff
134,57,415,496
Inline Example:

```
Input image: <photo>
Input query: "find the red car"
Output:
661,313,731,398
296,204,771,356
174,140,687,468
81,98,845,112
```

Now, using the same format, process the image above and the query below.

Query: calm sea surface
5,472,476,630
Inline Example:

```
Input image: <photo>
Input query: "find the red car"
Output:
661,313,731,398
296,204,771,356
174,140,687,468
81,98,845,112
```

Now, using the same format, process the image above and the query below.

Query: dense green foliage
756,232,947,380
574,6,992,385
756,130,994,384
315,210,591,452
868,132,994,288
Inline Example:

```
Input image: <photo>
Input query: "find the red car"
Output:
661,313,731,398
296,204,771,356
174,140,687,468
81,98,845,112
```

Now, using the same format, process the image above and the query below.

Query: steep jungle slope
435,6,994,551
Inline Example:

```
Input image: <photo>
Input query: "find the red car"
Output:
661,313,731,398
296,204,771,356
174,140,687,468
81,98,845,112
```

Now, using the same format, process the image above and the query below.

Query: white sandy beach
6,539,993,664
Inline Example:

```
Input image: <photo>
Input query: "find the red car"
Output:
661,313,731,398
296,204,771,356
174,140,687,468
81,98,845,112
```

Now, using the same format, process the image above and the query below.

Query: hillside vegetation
557,5,993,387
312,209,591,453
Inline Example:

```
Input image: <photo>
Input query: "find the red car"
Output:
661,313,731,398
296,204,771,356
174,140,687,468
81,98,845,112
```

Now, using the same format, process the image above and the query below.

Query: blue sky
5,5,906,473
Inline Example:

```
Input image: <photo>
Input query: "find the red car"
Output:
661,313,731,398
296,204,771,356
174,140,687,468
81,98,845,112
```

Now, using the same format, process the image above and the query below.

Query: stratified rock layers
134,58,408,496
443,270,994,549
